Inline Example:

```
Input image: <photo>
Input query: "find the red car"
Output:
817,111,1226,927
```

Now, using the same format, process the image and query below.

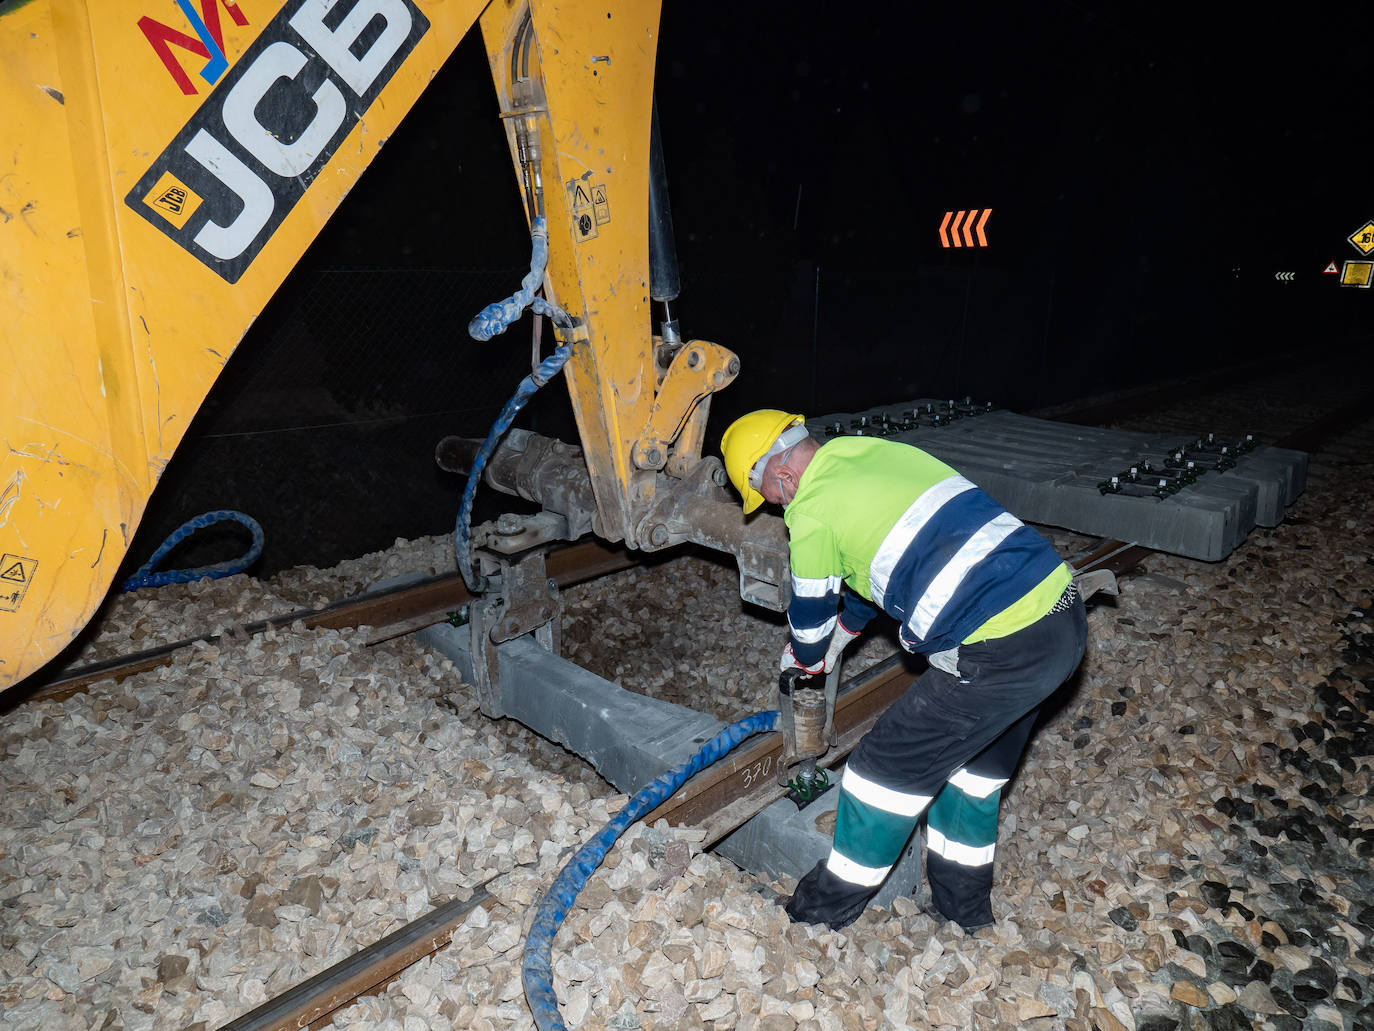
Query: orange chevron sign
939,208,992,248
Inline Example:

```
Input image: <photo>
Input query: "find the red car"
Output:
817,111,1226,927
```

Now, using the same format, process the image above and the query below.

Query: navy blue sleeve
837,588,880,635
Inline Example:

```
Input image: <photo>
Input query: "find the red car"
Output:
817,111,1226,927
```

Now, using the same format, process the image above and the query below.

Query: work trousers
785,589,1087,930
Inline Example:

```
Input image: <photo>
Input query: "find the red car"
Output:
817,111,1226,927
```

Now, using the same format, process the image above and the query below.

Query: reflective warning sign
0,554,37,613
1340,261,1373,288
1348,221,1374,256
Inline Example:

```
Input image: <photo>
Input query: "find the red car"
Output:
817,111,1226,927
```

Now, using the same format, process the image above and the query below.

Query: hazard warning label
568,179,599,241
567,179,611,241
0,553,37,612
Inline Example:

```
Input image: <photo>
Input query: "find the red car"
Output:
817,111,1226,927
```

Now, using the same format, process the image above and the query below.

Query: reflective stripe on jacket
784,436,1067,666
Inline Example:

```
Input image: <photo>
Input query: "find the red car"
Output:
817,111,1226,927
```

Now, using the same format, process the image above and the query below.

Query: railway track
15,368,1374,1030
207,531,1156,1031
18,536,1145,713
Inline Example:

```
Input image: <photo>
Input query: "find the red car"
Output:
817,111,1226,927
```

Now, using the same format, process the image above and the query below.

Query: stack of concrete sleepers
807,401,1307,562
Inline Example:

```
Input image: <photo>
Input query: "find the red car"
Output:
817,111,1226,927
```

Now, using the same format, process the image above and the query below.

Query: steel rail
12,539,635,711
14,375,1360,1029
644,654,912,842
218,884,495,1031
18,529,1143,716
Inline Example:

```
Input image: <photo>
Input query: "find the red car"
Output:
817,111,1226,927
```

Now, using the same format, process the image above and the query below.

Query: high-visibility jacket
784,436,1070,667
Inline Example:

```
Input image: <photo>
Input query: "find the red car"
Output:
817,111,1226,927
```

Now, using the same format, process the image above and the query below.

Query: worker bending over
721,410,1087,931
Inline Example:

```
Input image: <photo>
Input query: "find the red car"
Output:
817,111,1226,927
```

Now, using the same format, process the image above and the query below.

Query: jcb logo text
126,0,429,283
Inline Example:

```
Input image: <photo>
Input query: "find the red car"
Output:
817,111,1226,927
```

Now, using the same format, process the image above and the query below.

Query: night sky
300,4,1370,414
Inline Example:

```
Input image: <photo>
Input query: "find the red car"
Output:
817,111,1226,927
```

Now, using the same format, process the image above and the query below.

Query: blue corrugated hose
120,510,264,592
468,219,551,342
456,218,574,593
522,710,780,1031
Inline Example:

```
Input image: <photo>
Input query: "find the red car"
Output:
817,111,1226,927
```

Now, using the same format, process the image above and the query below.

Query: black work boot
926,852,996,931
782,861,877,930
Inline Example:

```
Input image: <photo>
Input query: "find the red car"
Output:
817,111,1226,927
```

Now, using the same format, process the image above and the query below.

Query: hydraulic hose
121,510,264,592
468,218,552,342
457,218,575,593
522,709,779,1031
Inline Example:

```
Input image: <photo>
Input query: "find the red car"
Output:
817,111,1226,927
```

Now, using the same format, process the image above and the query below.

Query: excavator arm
0,0,787,694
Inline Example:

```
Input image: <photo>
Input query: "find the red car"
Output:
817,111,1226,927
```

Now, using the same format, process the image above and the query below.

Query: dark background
128,3,1373,580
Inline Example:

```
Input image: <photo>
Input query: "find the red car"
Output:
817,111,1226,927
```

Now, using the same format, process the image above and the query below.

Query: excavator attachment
3,0,792,696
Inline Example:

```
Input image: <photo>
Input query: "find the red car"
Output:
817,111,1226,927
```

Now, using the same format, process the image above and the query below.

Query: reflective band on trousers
908,512,1022,640
825,848,890,887
946,768,1008,800
841,764,933,818
926,826,996,867
868,475,976,609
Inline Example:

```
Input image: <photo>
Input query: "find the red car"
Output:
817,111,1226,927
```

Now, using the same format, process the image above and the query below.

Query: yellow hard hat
721,410,806,514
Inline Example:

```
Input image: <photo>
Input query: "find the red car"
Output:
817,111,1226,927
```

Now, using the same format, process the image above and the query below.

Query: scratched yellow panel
0,0,488,692
0,0,126,687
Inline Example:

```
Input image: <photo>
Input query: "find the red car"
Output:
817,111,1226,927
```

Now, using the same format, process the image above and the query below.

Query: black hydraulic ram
648,97,682,348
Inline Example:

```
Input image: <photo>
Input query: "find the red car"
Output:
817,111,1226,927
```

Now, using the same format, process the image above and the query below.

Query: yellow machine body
2,0,730,693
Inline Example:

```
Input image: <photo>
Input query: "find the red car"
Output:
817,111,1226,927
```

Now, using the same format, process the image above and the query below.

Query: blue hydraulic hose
454,338,571,592
120,510,264,592
468,218,551,341
456,219,574,593
522,709,780,1031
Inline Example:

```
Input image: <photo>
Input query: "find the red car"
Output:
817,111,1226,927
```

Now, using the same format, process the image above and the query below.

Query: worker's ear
777,462,801,494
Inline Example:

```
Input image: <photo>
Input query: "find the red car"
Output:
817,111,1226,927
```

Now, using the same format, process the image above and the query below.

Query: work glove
823,622,860,672
779,642,825,675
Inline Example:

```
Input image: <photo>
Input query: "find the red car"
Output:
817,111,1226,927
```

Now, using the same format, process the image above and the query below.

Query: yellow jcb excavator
1,0,791,696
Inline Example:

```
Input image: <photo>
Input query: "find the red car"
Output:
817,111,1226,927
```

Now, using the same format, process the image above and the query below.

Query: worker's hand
779,642,825,675
823,623,860,672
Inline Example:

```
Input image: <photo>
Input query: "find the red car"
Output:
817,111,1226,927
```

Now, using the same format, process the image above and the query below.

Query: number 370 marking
740,756,773,788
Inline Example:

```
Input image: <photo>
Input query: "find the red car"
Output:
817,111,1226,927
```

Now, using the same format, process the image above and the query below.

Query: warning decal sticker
0,554,37,613
568,179,598,241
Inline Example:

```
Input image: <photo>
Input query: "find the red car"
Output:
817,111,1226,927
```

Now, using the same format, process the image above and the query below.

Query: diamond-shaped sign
1341,261,1373,288
1348,220,1374,256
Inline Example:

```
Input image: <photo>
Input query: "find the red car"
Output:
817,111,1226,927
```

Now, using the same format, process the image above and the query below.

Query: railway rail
10,540,636,712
